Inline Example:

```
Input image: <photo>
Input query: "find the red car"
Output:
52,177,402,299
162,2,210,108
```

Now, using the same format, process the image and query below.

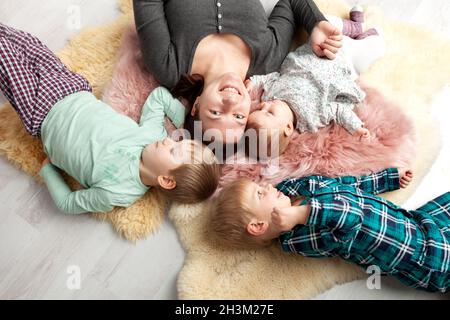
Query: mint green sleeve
140,86,188,129
39,164,114,214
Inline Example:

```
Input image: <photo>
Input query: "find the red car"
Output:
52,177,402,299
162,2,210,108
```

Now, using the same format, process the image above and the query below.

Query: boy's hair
210,179,274,249
246,120,291,159
157,139,221,204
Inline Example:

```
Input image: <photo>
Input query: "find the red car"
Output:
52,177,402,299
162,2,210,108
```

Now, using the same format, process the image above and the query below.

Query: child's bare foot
354,127,370,139
399,168,413,188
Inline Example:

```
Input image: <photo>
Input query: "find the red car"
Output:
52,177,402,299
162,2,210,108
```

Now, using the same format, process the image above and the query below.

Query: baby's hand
398,168,413,188
354,127,370,139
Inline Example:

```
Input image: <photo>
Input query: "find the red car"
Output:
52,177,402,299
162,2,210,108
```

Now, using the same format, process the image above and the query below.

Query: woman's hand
310,20,343,60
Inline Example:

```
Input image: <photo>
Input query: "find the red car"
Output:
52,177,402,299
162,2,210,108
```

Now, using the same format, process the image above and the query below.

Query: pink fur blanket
103,26,415,186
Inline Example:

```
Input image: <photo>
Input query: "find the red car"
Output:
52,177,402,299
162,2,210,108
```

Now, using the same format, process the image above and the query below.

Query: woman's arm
269,0,326,35
133,0,180,87
267,0,327,60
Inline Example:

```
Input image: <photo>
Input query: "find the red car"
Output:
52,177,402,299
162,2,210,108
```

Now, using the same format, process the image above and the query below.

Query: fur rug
0,0,449,298
172,1,450,299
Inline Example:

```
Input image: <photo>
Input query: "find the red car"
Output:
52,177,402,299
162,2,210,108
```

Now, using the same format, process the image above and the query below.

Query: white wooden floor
0,0,449,300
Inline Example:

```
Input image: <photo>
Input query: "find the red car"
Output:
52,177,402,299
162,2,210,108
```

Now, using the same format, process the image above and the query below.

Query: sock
355,28,379,40
350,6,365,23
342,19,364,39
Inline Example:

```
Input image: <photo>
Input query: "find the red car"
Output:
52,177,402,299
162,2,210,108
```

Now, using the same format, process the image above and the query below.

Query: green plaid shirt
277,168,450,293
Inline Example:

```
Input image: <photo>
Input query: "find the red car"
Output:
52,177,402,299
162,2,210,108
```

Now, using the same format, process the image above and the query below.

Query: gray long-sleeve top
133,0,326,88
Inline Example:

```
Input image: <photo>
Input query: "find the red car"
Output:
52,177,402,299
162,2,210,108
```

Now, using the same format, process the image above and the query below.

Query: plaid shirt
277,168,450,292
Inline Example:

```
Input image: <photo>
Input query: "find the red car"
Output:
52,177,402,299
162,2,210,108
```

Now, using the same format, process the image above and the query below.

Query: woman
133,0,342,144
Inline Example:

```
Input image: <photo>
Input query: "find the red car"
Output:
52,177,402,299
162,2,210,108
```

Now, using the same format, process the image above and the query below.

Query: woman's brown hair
171,74,205,143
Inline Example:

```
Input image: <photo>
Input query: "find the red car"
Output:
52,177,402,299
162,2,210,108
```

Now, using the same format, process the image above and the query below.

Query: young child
211,168,450,293
0,23,220,214
246,7,385,157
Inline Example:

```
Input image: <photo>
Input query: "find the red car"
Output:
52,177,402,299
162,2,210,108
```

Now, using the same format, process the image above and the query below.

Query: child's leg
325,14,364,39
0,23,91,137
350,5,364,23
341,31,386,75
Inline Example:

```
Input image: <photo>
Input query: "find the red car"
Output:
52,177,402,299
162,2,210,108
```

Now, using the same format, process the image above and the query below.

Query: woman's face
193,73,251,144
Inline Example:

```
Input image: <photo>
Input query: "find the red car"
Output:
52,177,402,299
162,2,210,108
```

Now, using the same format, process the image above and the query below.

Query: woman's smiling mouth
220,86,241,95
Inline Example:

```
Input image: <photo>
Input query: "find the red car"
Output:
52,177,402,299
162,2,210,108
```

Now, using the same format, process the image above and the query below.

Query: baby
211,168,450,293
0,23,220,214
246,7,385,158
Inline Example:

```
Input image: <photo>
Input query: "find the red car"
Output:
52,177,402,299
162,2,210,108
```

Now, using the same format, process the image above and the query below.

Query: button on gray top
217,2,221,7
218,13,222,19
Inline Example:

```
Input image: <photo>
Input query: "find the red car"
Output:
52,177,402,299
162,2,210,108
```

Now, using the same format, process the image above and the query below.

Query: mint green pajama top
39,87,187,214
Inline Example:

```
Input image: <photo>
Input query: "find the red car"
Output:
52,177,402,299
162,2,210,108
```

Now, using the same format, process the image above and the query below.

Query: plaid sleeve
276,175,339,197
306,197,363,243
335,168,401,195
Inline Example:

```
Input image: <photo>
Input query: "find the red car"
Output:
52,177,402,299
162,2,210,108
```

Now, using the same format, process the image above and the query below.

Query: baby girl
246,6,385,158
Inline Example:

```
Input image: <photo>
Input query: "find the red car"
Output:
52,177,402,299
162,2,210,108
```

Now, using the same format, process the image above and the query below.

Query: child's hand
354,127,370,139
40,157,51,170
398,168,413,188
310,21,343,60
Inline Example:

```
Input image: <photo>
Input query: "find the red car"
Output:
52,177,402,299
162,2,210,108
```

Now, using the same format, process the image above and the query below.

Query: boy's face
247,100,294,131
143,138,192,175
243,181,292,223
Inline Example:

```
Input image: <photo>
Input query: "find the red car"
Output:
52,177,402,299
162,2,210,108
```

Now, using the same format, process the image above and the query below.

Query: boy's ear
157,175,177,190
284,122,294,137
246,220,269,236
191,98,199,116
